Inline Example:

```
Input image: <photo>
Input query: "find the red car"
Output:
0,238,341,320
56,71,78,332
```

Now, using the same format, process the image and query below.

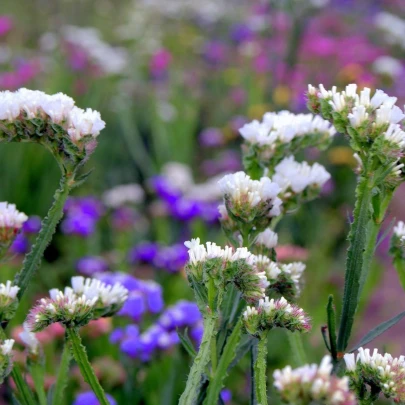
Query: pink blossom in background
0,60,41,90
149,48,172,78
0,16,12,37
276,245,309,262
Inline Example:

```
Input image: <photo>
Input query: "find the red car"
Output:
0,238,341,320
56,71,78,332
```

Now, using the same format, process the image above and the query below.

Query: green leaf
326,295,338,361
350,310,405,352
177,328,197,358
11,365,37,405
52,340,71,405
70,169,93,190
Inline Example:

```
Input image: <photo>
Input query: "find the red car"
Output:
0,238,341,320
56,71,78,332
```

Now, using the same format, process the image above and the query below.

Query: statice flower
26,277,128,332
76,256,109,276
255,228,278,250
113,301,201,362
239,110,335,167
73,391,117,405
344,347,405,403
128,242,160,264
0,89,105,169
153,244,188,273
0,339,14,384
0,281,20,321
273,156,331,211
103,184,145,208
184,238,268,302
218,172,282,231
274,356,356,405
243,296,311,337
0,202,28,252
61,197,104,237
307,84,405,184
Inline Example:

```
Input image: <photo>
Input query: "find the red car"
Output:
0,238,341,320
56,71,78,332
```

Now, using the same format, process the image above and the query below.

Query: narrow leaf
350,310,405,352
177,328,197,358
327,295,338,360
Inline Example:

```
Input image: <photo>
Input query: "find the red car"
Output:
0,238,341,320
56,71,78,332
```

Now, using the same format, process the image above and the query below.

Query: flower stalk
254,335,268,405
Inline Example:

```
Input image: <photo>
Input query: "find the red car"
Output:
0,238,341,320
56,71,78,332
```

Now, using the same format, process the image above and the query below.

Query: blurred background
1,0,405,403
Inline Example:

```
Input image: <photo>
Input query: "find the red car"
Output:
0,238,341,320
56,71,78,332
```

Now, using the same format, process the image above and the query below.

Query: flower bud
0,281,20,321
0,339,14,384
0,202,27,256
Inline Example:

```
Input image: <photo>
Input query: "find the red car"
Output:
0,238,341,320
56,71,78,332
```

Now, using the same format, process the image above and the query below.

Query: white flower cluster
0,340,14,356
309,83,405,148
280,262,306,285
255,228,278,249
274,356,356,405
375,12,405,50
70,276,128,307
394,221,405,239
273,156,331,195
103,184,145,208
0,88,105,142
0,281,19,301
184,238,255,266
239,110,336,148
19,323,39,355
344,347,405,402
0,202,28,230
218,171,282,216
62,26,128,74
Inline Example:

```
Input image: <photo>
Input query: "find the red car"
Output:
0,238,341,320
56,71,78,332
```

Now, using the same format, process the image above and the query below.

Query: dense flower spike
0,281,20,321
273,156,331,211
243,296,311,337
274,356,356,405
239,110,336,168
0,339,14,384
25,277,128,332
0,202,28,254
218,171,282,232
307,83,405,186
0,88,105,172
344,347,405,403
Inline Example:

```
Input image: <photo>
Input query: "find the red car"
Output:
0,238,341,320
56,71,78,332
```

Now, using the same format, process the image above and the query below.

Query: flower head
0,339,14,384
243,296,311,337
19,323,40,355
344,347,405,403
0,280,20,321
274,355,356,405
0,202,28,251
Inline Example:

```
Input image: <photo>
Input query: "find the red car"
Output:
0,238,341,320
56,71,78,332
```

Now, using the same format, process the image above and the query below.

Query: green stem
204,319,242,405
326,295,338,362
14,175,72,300
337,175,375,352
29,362,47,405
210,334,217,376
254,335,268,405
52,340,71,405
179,315,217,405
287,332,306,366
67,328,109,405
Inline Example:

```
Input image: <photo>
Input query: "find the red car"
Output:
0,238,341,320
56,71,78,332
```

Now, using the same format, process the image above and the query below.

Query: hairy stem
254,335,268,405
204,318,242,405
14,175,72,300
179,315,217,405
337,175,375,352
29,362,47,405
67,328,109,405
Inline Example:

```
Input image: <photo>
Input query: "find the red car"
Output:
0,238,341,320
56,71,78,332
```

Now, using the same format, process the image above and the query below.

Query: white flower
383,124,405,148
103,184,145,208
0,91,20,120
41,93,75,123
343,353,356,372
281,262,306,284
348,105,369,127
0,339,14,355
68,107,105,140
0,281,19,300
394,221,405,239
256,229,278,249
373,56,403,78
329,93,347,112
19,323,39,354
273,156,330,194
0,203,28,230
376,104,405,125
218,172,281,209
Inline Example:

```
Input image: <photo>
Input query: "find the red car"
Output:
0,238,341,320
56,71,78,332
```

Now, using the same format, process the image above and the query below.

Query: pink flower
0,16,12,37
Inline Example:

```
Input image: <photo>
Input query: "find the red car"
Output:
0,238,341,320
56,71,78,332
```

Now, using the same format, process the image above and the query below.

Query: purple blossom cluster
110,300,202,362
73,391,116,405
128,242,188,273
61,197,104,237
96,273,164,321
76,256,109,276
150,176,219,222
10,216,41,255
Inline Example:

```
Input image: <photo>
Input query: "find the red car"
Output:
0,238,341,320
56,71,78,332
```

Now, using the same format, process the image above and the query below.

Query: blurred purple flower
22,216,41,234
10,233,29,255
230,23,253,44
0,16,12,37
128,242,159,264
199,128,224,147
73,392,116,405
76,256,109,276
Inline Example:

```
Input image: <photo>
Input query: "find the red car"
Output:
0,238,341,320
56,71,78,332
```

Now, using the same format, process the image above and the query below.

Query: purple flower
76,256,109,276
203,41,227,66
109,328,125,344
199,128,224,147
221,389,232,403
153,244,188,273
10,234,29,255
128,242,159,264
73,392,116,405
22,216,41,234
150,176,181,203
0,16,12,37
118,291,146,321
158,301,202,330
230,23,253,44
139,281,164,313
